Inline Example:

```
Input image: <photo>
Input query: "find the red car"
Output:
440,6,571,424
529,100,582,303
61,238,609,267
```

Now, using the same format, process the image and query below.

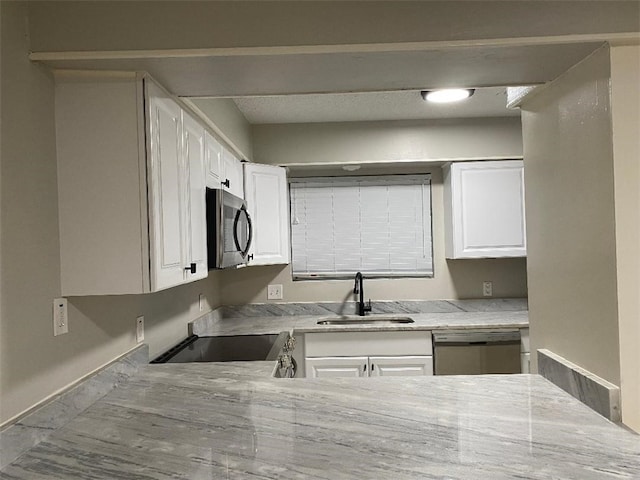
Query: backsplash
220,298,528,318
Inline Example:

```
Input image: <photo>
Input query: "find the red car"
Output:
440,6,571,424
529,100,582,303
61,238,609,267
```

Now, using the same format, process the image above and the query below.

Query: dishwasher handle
433,330,521,346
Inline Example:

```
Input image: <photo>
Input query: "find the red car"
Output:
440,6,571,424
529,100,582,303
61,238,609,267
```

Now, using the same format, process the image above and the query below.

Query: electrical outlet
136,316,144,343
483,281,493,297
53,298,68,336
267,284,283,300
199,293,205,312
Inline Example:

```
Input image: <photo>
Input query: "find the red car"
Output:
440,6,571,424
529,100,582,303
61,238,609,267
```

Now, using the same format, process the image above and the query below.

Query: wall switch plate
483,281,493,297
136,316,144,343
53,298,68,336
267,284,283,300
199,293,205,312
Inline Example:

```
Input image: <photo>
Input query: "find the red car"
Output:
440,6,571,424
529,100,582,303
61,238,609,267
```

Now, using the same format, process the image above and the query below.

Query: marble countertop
3,300,638,478
2,362,638,479
192,299,530,337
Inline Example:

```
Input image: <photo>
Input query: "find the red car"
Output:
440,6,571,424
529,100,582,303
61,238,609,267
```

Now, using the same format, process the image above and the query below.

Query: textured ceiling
231,87,519,124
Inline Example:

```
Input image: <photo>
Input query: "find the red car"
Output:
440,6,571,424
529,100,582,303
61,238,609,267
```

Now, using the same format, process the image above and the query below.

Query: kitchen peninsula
1,301,638,479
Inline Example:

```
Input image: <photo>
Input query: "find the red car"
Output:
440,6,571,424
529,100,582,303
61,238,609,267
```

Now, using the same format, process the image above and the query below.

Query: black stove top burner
151,332,289,364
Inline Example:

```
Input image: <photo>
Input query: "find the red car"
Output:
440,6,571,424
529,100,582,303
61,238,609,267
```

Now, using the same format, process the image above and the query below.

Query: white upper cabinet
443,160,526,259
204,130,222,188
243,163,290,266
147,85,187,291
181,111,208,283
221,147,244,199
55,73,208,295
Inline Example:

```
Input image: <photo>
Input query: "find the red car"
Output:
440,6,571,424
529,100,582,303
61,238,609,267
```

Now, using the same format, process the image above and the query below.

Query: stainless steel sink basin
316,316,414,325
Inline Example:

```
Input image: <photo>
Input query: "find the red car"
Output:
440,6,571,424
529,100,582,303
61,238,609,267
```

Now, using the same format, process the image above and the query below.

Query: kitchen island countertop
2,361,638,479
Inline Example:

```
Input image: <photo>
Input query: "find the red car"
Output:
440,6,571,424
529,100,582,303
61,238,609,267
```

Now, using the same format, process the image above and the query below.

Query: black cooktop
150,333,288,364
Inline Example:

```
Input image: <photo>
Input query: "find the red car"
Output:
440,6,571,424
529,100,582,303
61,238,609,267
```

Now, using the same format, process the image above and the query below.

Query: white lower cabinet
306,356,368,378
369,356,434,376
304,331,433,378
306,355,433,378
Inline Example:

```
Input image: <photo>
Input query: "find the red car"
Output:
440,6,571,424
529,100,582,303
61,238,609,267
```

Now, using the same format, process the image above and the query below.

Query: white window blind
290,175,433,279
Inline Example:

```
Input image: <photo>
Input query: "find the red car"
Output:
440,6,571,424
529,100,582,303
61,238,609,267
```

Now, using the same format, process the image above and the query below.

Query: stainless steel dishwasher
433,329,521,375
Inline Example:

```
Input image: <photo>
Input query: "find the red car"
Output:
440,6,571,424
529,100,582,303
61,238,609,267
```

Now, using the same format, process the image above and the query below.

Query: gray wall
219,118,528,304
521,46,621,385
26,1,639,52
252,118,522,166
610,44,640,432
0,3,227,426
188,97,253,161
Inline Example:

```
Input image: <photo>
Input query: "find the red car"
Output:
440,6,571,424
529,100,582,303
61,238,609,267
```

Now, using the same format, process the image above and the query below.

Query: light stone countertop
3,300,638,479
2,362,638,479
192,310,529,337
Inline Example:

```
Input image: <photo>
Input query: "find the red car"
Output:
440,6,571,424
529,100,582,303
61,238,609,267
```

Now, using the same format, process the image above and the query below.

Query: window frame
288,174,434,281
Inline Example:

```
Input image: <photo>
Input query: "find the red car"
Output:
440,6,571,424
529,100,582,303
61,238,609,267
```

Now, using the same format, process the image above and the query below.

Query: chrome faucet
353,272,372,316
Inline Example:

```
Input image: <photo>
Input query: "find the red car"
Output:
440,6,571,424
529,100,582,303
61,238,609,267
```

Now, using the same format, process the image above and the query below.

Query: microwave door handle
232,206,253,258
243,210,253,257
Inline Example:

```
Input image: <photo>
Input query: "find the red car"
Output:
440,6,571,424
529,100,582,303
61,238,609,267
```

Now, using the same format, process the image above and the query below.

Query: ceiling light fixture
421,89,475,103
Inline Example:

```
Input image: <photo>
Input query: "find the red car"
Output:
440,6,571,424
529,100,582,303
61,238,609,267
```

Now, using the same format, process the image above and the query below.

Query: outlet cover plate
267,284,283,300
483,281,493,297
53,298,68,336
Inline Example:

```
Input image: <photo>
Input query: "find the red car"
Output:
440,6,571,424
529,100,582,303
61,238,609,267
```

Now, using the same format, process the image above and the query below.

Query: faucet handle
365,299,372,313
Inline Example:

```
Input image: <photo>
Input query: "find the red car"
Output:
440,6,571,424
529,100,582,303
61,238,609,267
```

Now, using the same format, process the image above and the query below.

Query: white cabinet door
369,356,434,376
182,111,208,282
306,356,368,378
147,88,186,291
221,147,244,199
444,160,526,258
55,74,213,295
244,163,290,266
205,131,222,189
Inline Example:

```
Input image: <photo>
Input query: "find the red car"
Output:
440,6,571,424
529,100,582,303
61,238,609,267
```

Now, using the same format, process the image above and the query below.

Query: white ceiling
231,87,518,124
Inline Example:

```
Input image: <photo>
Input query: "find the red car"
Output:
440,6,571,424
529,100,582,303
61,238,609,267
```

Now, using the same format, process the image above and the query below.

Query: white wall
521,46,621,385
220,119,528,304
610,44,640,432
252,118,522,166
0,3,227,426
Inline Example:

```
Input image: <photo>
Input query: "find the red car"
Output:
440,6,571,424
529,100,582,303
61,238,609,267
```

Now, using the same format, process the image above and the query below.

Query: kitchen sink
316,316,414,325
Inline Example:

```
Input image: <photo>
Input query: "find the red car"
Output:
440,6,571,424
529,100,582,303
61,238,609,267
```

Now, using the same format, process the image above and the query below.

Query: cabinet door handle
363,364,367,372
184,263,196,274
371,364,375,371
222,179,230,188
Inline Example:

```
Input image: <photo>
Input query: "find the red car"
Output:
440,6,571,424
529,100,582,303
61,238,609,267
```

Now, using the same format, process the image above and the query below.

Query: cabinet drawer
305,331,432,357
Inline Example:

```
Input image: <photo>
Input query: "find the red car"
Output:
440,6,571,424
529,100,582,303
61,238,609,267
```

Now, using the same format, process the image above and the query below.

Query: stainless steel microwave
206,188,253,269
